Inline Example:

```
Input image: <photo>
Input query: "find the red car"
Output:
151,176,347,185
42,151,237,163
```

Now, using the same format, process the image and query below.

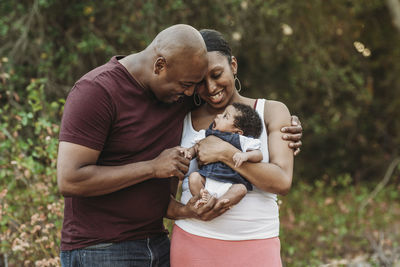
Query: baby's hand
180,148,192,159
233,152,248,167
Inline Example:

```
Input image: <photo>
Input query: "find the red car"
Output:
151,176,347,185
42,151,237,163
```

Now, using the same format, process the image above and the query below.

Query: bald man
57,24,210,266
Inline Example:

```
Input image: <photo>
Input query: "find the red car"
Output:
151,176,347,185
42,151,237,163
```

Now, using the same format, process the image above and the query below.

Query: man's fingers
177,154,190,165
199,195,216,211
200,199,231,220
281,125,302,134
195,197,217,219
289,140,302,149
291,115,301,126
176,161,189,174
294,148,301,156
284,133,302,142
215,199,230,209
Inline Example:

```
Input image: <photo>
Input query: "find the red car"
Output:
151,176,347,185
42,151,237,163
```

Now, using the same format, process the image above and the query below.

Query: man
57,24,209,266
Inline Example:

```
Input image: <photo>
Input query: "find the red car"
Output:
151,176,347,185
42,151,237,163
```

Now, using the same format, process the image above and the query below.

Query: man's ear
154,57,166,75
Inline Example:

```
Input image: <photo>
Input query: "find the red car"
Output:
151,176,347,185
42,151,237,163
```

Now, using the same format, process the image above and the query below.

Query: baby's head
212,103,263,138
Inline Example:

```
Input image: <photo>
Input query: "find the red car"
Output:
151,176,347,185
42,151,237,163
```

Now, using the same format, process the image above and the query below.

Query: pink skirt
170,225,282,267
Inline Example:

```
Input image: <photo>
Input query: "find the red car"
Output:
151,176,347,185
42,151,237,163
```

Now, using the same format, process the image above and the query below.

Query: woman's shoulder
264,100,291,127
264,100,290,112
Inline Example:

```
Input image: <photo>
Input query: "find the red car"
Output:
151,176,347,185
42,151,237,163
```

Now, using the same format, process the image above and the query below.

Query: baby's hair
232,103,263,138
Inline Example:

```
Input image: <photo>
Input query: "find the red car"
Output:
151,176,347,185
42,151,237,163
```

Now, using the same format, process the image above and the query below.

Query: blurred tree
1,0,399,179
1,0,399,182
386,0,400,33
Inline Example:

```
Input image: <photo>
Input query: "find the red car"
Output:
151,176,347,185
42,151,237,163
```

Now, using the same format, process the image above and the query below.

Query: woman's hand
281,115,303,156
195,135,238,166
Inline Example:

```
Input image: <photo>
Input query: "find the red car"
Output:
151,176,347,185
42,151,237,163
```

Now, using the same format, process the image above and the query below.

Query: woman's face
197,51,238,110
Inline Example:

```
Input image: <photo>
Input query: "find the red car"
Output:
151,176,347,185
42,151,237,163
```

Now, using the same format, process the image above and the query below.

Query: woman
169,29,296,266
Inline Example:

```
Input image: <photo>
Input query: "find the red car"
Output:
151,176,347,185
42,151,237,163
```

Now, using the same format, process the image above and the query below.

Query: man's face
151,55,208,103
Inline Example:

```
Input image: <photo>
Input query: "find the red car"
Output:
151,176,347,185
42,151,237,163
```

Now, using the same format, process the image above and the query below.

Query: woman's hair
232,103,263,138
200,29,232,63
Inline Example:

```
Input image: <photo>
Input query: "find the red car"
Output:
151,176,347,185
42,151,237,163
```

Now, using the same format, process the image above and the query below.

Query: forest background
1,0,400,266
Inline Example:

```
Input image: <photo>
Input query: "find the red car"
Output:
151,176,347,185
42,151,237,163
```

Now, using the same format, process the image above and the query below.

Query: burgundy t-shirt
59,56,192,250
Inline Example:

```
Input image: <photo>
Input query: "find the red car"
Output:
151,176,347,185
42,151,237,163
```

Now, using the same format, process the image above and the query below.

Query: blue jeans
60,234,170,267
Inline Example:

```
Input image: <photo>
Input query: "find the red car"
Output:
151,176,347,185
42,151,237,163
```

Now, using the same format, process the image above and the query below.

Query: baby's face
212,105,242,134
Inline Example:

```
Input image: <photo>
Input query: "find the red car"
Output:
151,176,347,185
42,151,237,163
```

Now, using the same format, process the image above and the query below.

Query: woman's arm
196,101,294,195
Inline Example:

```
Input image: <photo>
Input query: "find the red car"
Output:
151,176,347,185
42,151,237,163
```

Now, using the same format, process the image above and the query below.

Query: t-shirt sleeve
239,136,262,152
59,79,114,151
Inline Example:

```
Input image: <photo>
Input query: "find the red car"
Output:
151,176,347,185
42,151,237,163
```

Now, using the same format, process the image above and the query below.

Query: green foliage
280,180,400,266
1,0,399,183
0,59,63,265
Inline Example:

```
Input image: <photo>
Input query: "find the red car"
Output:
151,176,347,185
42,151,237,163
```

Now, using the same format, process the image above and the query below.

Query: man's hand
187,189,231,221
281,115,303,156
166,190,231,220
151,147,190,180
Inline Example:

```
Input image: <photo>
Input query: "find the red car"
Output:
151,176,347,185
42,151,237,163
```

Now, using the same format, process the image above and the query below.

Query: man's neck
119,52,150,90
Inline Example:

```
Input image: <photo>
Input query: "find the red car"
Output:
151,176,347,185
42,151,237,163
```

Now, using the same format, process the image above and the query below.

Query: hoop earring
234,74,242,93
193,91,202,106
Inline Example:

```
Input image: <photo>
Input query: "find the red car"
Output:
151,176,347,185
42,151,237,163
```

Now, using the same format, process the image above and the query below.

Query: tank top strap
253,99,258,109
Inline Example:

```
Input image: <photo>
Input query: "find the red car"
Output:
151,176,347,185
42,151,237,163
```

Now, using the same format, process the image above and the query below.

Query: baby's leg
219,184,247,206
188,172,206,197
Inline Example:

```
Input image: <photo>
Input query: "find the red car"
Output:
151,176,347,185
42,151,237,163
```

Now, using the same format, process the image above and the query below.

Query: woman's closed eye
211,72,222,79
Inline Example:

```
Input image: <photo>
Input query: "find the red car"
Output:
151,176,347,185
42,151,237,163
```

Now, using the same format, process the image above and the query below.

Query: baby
183,102,263,208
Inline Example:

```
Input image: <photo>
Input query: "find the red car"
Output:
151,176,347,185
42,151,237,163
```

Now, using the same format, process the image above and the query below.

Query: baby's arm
233,149,263,168
182,146,197,160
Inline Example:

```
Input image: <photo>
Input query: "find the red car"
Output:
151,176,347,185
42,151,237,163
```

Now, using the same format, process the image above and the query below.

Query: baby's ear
235,129,244,135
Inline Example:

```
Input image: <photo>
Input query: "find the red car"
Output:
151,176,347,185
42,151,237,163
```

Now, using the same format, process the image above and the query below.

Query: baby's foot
194,190,212,208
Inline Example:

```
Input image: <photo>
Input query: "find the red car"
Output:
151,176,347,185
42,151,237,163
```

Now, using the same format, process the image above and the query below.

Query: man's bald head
148,24,208,67
128,24,208,103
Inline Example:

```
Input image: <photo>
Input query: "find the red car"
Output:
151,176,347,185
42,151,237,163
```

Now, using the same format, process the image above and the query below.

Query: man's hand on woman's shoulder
281,115,303,156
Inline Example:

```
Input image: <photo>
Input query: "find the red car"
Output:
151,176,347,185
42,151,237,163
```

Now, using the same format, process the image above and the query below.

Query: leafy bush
1,0,399,183
0,58,63,266
280,179,400,266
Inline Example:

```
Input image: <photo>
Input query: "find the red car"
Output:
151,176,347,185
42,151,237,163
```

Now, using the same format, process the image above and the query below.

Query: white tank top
175,99,279,240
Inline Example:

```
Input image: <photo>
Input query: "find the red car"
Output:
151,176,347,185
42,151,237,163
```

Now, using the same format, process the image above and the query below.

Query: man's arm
57,141,190,197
